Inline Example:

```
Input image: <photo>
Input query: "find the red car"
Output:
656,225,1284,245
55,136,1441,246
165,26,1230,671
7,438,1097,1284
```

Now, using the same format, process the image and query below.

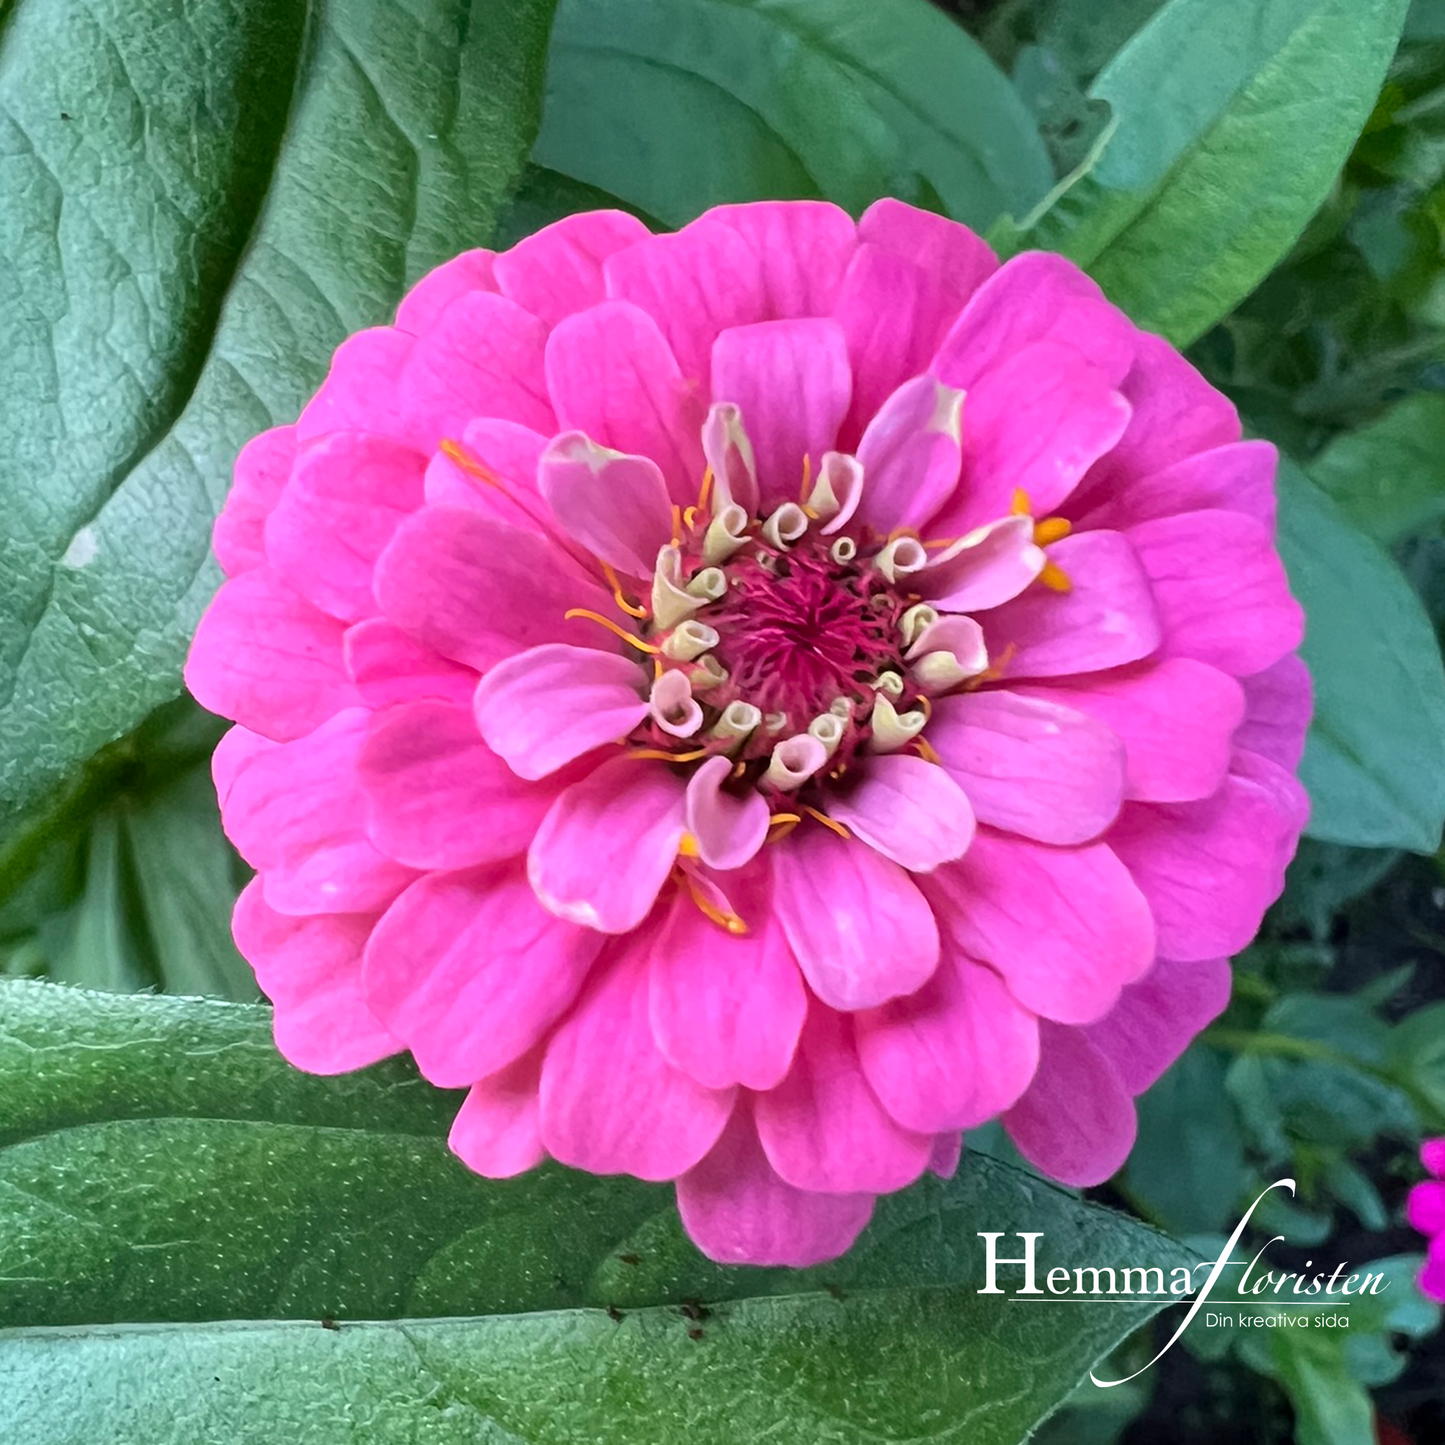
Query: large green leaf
1017,0,1411,345
0,0,558,841
0,980,1192,1443
534,0,1054,229
1277,459,1445,851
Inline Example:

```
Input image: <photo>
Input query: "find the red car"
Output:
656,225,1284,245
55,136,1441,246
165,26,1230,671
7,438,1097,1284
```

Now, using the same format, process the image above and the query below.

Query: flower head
1410,1138,1445,1301
187,200,1310,1266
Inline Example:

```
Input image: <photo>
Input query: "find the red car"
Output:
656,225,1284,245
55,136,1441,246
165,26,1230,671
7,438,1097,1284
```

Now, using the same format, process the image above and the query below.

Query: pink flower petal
395,250,497,334
919,514,1045,613
1129,509,1303,677
1085,956,1233,1095
528,755,687,932
826,754,977,872
1235,654,1313,770
212,724,275,809
981,530,1161,678
358,699,558,869
710,319,852,510
539,941,735,1180
374,504,618,672
538,432,675,579
186,568,358,740
755,1006,933,1194
1013,659,1246,804
296,328,415,444
1072,440,1278,531
423,419,549,521
221,710,417,915
677,1104,874,1267
855,955,1039,1132
1408,1181,1445,1236
859,198,995,297
928,690,1126,844
474,642,648,780
265,433,427,622
400,291,554,444
772,828,940,1010
448,1052,546,1178
494,210,651,324
702,401,760,513
924,830,1155,1024
365,861,603,1088
1004,1022,1137,1187
853,375,964,533
930,1132,963,1178
213,427,296,576
232,880,398,1075
711,200,857,316
1107,750,1309,961
684,755,772,871
649,873,806,1091
545,300,705,501
1423,1140,1445,1179
343,619,477,709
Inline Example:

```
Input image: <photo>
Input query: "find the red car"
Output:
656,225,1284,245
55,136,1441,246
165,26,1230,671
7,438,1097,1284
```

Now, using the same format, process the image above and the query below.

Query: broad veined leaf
534,0,1054,229
1277,459,1445,851
1016,0,1411,345
0,980,1193,1444
0,0,559,840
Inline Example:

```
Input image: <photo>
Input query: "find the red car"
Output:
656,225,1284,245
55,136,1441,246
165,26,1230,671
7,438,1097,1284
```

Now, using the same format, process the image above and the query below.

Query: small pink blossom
187,200,1310,1266
1410,1138,1445,1301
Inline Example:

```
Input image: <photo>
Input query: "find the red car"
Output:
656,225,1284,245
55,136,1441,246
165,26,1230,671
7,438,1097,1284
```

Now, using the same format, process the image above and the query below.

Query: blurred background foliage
3,0,1445,1440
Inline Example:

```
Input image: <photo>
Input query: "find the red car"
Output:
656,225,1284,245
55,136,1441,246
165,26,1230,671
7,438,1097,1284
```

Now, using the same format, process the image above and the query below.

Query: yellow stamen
678,832,700,859
598,560,649,619
801,505,819,520
801,804,850,840
440,438,508,494
678,870,749,935
682,505,699,530
1011,487,1032,516
652,656,665,681
1034,516,1073,546
697,466,714,514
798,452,813,502
915,694,933,719
886,526,922,544
1039,560,1073,593
913,737,944,766
921,535,961,550
670,504,683,545
731,758,748,779
965,641,1018,689
625,745,712,763
563,608,659,653
766,814,801,843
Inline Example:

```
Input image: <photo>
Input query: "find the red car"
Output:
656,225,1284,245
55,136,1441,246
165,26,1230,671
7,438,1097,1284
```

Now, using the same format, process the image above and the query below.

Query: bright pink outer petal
1409,1182,1445,1236
923,829,1155,1025
358,699,558,869
649,876,806,1091
399,292,554,444
676,1103,875,1267
1424,1140,1445,1179
859,198,996,298
1422,1253,1445,1303
395,249,497,334
296,328,415,444
364,861,604,1089
852,376,964,534
212,724,275,810
825,754,977,872
929,1132,963,1178
1128,509,1304,678
927,690,1126,845
232,880,398,1075
1013,659,1246,805
854,955,1040,1133
980,530,1162,679
1070,440,1278,532
755,1006,933,1194
213,427,296,576
494,210,651,325
538,433,674,579
373,504,618,672
539,938,736,1180
1004,1022,1137,1188
710,319,852,509
684,755,771,871
932,250,1135,391
448,1053,546,1179
1085,956,1233,1095
711,200,857,316
186,568,358,741
1107,750,1309,962
343,619,477,709
264,433,427,622
474,643,647,780
771,828,940,1011
1235,654,1313,770
928,343,1131,535
918,515,1045,613
423,420,548,520
604,218,764,388
544,300,705,501
221,710,417,915
528,755,687,932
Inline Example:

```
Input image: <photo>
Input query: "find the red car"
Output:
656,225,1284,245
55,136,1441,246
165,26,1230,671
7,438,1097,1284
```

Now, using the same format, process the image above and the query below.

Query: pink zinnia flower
186,200,1310,1267
1410,1139,1445,1300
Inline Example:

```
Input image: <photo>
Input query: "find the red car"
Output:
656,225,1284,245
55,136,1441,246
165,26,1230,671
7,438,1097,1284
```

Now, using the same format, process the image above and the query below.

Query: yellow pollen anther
563,608,659,653
671,503,683,545
921,535,962,550
766,813,801,842
798,452,813,502
913,737,944,765
677,869,749,935
801,804,850,840
682,505,699,530
626,745,712,763
1011,487,1033,516
1034,516,1073,547
697,466,714,513
440,438,508,494
801,505,820,520
652,656,665,681
731,758,748,778
1039,560,1074,593
678,832,700,859
598,560,649,619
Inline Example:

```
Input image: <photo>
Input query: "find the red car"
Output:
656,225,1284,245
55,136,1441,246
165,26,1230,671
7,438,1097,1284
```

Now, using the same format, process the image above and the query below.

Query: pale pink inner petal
852,375,964,534
684,754,772,871
825,753,977,872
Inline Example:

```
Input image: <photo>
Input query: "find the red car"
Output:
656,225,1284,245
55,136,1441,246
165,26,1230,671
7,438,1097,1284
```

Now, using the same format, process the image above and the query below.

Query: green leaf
1277,458,1445,851
1388,999,1445,1122
1308,393,1445,543
0,979,1193,1443
0,0,559,841
535,0,1054,229
1017,0,1411,344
